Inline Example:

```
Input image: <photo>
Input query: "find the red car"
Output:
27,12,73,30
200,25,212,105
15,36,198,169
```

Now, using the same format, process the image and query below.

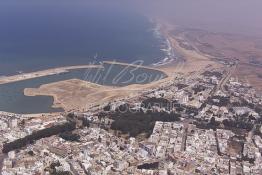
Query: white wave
152,57,175,66
153,37,176,66
150,20,177,66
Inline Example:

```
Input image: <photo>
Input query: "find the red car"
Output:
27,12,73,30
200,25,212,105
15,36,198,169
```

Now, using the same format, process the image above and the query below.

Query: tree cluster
110,110,181,137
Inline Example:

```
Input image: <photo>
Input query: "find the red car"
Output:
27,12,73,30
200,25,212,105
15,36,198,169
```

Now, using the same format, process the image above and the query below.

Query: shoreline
150,21,176,67
0,21,173,86
0,23,223,116
157,22,222,75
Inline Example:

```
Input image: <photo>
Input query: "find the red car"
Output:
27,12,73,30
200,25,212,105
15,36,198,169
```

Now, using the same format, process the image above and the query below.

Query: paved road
0,153,7,175
220,64,237,94
211,64,238,96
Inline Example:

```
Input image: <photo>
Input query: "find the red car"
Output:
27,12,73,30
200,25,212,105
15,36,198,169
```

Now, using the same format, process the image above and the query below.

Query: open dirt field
24,76,172,112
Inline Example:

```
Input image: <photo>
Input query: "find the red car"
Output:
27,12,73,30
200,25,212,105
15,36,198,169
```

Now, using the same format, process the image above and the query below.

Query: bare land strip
0,65,102,85
0,110,60,119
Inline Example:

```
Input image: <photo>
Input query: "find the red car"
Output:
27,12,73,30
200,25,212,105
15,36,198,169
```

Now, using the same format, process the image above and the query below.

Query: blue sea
0,1,167,76
0,1,170,114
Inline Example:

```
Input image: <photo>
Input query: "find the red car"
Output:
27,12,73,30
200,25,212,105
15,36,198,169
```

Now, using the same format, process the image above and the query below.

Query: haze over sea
0,1,167,76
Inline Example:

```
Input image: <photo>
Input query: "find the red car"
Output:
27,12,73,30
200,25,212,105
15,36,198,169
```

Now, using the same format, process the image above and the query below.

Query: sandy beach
157,23,222,75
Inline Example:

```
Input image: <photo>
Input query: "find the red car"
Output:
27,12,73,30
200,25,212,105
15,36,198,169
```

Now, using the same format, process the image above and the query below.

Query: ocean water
0,1,167,76
0,1,169,114
0,64,167,114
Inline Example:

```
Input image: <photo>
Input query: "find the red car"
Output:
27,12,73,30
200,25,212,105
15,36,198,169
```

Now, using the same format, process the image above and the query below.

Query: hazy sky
88,0,262,37
125,0,262,37
2,0,262,37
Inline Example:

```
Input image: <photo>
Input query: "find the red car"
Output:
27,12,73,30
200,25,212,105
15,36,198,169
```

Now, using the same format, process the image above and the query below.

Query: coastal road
219,64,238,94
210,63,238,96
